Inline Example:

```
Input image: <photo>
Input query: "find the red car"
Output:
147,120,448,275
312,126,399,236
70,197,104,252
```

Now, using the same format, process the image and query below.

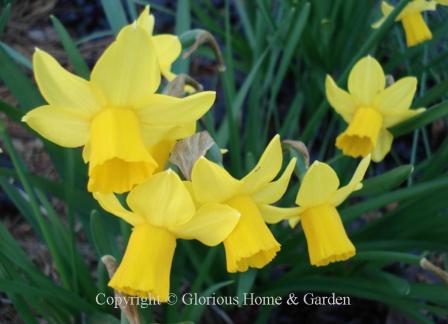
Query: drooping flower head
22,25,215,193
288,155,371,266
190,135,298,272
326,56,425,162
373,0,437,47
94,170,239,301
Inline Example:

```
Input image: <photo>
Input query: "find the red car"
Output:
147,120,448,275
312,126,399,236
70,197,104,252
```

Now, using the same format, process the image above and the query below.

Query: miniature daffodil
326,56,425,162
190,135,299,273
22,25,215,193
373,0,437,47
288,155,371,266
94,170,239,301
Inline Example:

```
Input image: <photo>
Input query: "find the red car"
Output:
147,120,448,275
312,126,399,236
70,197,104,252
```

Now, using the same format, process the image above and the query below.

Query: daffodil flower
373,0,437,47
326,56,425,162
94,170,239,301
190,135,298,272
136,6,184,84
288,155,371,267
22,25,215,193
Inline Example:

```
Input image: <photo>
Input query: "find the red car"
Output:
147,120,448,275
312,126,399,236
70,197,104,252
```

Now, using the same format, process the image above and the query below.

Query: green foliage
0,0,447,323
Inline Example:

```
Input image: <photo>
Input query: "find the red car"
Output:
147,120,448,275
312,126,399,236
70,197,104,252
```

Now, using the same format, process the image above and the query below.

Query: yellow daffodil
326,56,425,162
22,24,215,193
373,0,437,47
136,6,182,83
288,155,371,266
190,135,299,272
94,170,239,301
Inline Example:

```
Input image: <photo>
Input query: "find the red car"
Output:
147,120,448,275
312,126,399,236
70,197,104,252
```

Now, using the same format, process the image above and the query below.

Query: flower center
87,108,157,193
301,204,355,267
109,223,176,301
223,195,280,272
336,107,383,158
401,13,432,47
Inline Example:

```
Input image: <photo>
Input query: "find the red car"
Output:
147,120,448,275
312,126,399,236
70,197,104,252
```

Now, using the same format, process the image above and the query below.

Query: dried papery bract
169,131,215,180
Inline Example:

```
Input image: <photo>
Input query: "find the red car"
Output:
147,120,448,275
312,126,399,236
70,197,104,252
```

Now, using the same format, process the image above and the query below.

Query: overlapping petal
126,171,195,227
296,161,340,208
91,25,160,107
348,56,385,106
259,204,302,224
383,107,425,128
241,135,283,194
136,5,155,34
375,77,417,115
153,34,182,80
325,75,356,122
191,157,240,204
93,192,145,226
33,49,103,115
22,105,90,147
331,155,371,206
172,203,240,246
252,158,296,205
372,129,394,162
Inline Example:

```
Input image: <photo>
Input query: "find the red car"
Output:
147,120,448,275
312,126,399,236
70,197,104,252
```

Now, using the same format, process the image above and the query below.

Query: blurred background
0,0,448,323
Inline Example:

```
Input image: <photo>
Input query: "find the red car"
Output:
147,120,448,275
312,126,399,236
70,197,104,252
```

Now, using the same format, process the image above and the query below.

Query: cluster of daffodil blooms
21,6,425,301
373,0,447,47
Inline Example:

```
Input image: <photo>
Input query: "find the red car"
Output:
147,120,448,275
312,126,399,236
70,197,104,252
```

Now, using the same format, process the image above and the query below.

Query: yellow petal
136,5,155,35
136,92,216,126
93,192,144,226
301,204,355,267
259,204,302,224
153,34,182,79
383,107,425,128
224,196,280,272
241,135,283,194
109,223,176,301
375,77,417,114
348,56,385,106
402,0,437,16
91,25,160,107
295,161,340,208
191,157,240,204
372,2,394,29
252,158,296,205
172,203,240,246
289,216,301,228
372,129,394,162
22,105,90,147
33,49,103,115
331,154,371,206
126,170,195,228
436,0,448,5
325,75,356,123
